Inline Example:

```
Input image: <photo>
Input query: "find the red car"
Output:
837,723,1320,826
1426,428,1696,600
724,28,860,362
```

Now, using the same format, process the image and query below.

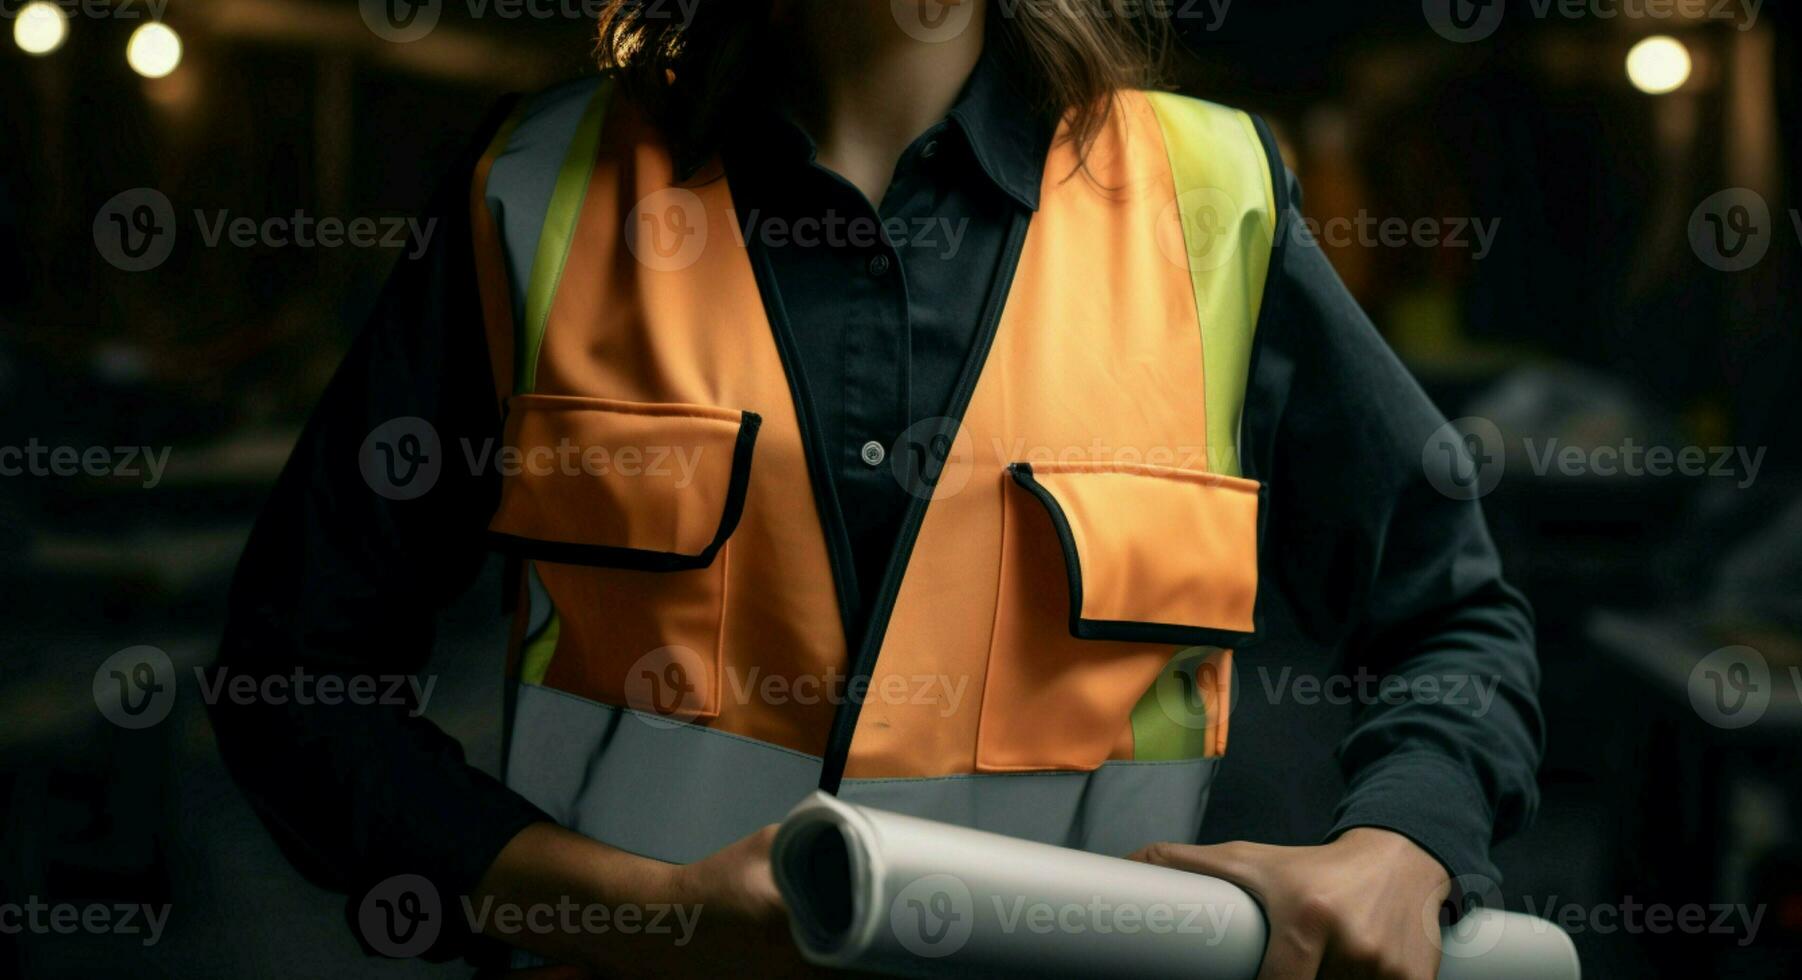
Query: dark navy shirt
722,51,1051,625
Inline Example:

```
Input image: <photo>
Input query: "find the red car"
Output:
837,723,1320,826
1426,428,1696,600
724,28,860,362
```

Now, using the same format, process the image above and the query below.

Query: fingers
743,826,788,920
748,824,781,850
1131,838,1445,980
1320,917,1438,980
1128,841,1259,890
1256,926,1329,980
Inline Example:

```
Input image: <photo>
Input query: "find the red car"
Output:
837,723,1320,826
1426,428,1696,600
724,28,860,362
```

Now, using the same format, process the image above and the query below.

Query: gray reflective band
482,77,607,333
507,683,819,863
842,760,1217,859
506,683,1217,864
523,560,552,638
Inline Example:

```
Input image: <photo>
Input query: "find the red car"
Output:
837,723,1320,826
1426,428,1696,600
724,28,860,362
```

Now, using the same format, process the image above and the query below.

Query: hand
660,825,821,978
1130,828,1452,980
474,822,820,979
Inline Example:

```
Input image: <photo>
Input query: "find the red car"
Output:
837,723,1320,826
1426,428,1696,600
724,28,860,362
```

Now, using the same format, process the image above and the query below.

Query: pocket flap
489,394,760,571
1007,461,1260,646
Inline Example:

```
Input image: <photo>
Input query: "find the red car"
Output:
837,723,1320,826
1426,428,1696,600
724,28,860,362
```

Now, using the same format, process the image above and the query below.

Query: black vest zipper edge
816,209,1032,794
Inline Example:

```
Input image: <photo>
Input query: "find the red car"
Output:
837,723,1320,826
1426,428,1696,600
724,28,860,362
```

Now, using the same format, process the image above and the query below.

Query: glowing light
1627,36,1691,95
14,1,69,56
126,22,183,79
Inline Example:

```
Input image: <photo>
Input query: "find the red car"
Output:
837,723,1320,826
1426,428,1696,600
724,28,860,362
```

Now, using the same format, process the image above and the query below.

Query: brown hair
595,1,1173,167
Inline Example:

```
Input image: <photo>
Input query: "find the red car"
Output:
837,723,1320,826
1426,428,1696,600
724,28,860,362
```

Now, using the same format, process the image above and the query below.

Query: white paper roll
772,792,1579,979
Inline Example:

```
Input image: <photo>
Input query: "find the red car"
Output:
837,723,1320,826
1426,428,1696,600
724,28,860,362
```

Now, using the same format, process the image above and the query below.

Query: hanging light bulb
1626,35,1692,95
14,1,70,56
127,22,183,79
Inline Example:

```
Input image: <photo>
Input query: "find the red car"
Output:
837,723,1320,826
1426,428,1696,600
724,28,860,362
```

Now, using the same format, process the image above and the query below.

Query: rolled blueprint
772,792,1579,979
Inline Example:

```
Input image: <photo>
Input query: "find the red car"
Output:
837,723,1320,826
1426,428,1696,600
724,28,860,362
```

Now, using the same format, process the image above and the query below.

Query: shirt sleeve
209,104,550,959
1249,165,1545,904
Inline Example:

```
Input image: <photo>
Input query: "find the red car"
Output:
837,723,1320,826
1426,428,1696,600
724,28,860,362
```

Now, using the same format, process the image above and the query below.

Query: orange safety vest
471,76,1280,867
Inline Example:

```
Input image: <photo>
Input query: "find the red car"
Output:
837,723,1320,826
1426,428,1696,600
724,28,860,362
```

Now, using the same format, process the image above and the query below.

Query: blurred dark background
2,1,1799,977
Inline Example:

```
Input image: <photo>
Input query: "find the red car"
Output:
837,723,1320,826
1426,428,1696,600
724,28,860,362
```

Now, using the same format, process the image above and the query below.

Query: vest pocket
487,394,760,722
976,461,1261,772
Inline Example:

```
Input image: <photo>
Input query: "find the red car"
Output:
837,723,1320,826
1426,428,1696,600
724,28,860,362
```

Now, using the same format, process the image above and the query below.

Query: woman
215,2,1542,977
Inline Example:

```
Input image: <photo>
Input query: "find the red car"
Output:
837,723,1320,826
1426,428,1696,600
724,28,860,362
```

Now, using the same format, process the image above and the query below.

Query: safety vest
471,76,1280,866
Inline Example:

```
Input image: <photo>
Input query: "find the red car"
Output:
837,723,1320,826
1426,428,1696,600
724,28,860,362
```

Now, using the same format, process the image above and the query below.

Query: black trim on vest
487,410,761,572
1240,113,1290,648
1007,463,1259,649
816,210,1032,796
814,208,1030,796
1242,113,1289,494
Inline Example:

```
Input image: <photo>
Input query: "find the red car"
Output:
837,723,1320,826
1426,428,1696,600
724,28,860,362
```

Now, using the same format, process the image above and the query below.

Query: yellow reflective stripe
519,609,561,687
519,79,614,396
1142,91,1277,479
1129,646,1213,761
1132,94,1276,761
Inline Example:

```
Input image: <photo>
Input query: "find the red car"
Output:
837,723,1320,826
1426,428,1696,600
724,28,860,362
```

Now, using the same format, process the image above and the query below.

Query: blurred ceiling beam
201,0,569,87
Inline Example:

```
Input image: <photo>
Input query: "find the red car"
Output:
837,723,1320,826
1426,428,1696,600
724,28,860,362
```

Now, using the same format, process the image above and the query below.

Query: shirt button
920,140,940,160
867,254,891,277
860,440,887,467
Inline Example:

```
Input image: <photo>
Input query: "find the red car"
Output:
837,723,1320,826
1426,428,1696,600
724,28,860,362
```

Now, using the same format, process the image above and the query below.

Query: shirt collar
733,45,1053,212
946,45,1053,212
